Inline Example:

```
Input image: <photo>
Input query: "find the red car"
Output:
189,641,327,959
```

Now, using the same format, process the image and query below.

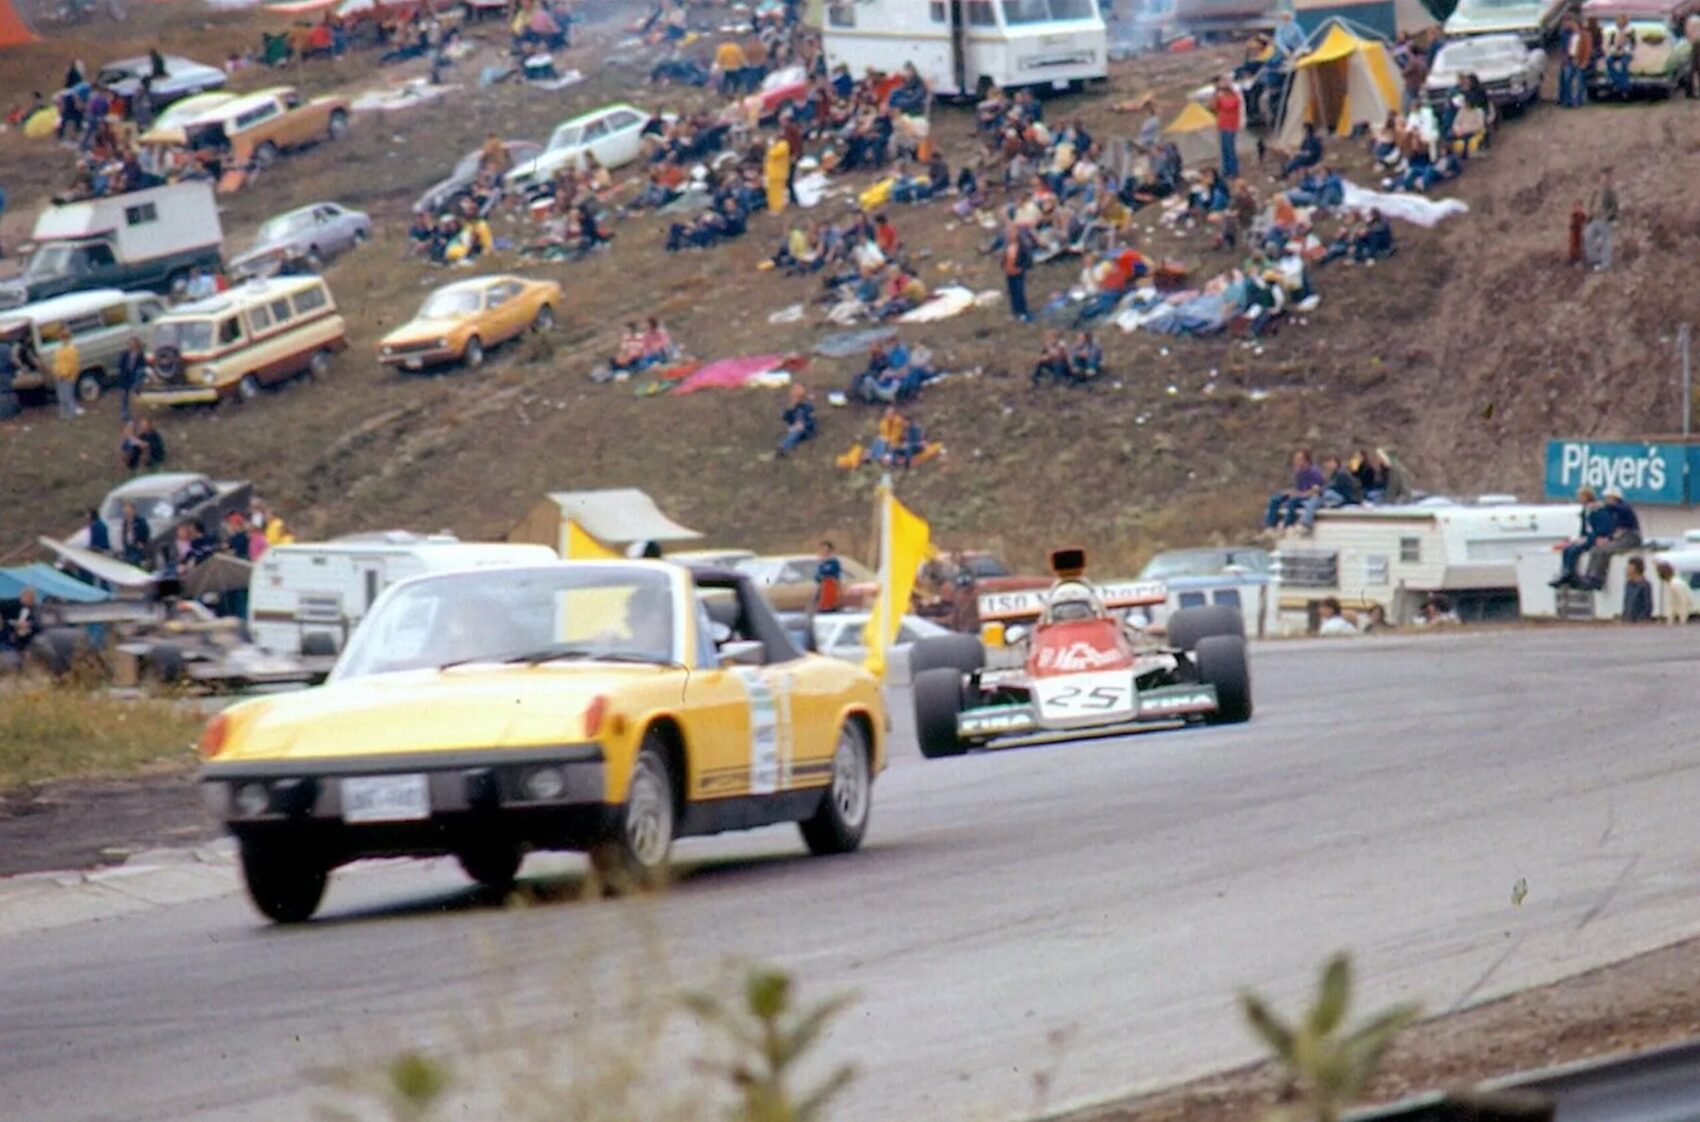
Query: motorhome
247,533,556,662
1265,497,1579,633
820,0,1108,97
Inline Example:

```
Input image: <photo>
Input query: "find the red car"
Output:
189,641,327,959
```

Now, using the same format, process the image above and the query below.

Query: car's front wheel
532,304,555,332
800,720,872,855
239,839,327,924
914,667,969,759
590,737,675,890
1196,634,1252,724
456,842,524,889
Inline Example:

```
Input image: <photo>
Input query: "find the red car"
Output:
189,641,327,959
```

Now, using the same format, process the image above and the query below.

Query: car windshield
1139,549,1270,579
97,64,139,84
965,555,1009,578
152,319,216,353
102,492,174,524
1441,40,1518,65
333,566,678,681
418,290,481,318
23,244,73,280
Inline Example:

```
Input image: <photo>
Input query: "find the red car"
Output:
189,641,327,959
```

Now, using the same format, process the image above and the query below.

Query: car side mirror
720,639,767,667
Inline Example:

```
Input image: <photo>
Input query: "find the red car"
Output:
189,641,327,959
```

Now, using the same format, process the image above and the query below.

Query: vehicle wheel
327,109,349,140
254,141,280,169
237,374,261,402
913,667,969,759
463,336,485,369
532,304,555,333
75,370,103,403
1166,604,1244,651
239,839,327,924
1196,634,1252,725
307,349,331,381
456,842,523,889
799,720,872,855
590,736,675,889
354,225,369,244
305,246,325,272
908,633,984,676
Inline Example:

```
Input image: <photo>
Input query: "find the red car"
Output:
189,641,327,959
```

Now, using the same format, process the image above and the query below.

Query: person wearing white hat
1583,489,1643,589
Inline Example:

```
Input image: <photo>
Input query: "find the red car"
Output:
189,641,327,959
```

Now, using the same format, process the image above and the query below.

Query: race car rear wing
977,580,1168,623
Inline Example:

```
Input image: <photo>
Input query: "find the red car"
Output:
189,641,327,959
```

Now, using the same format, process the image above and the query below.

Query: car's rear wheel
1166,604,1244,651
239,839,327,924
591,737,675,890
254,141,280,169
456,842,524,889
914,667,969,759
1196,634,1252,724
532,304,555,333
328,109,349,140
307,349,332,380
463,336,485,369
800,720,871,855
237,374,261,402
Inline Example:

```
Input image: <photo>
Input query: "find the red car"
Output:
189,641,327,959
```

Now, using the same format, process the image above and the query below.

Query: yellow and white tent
1162,101,1222,168
1275,21,1399,150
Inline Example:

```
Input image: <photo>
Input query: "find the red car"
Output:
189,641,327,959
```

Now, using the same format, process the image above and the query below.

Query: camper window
65,312,105,338
269,298,293,324
124,202,159,227
217,316,243,346
292,285,328,316
1399,536,1421,563
248,304,273,333
968,0,997,25
929,0,946,19
100,303,128,328
827,1,855,27
1003,0,1092,20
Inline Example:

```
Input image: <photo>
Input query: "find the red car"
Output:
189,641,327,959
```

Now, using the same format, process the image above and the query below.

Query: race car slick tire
456,842,524,889
909,633,984,676
1166,605,1244,652
239,839,328,924
590,737,675,890
799,720,872,855
1196,635,1252,724
914,668,969,759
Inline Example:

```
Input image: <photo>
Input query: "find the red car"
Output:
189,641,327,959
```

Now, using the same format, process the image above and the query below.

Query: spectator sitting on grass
778,383,816,456
1280,123,1324,180
1069,331,1103,382
1031,331,1072,386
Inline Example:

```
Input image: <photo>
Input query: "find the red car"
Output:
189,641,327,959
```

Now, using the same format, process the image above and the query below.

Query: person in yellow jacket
51,330,81,419
714,39,747,93
764,136,790,214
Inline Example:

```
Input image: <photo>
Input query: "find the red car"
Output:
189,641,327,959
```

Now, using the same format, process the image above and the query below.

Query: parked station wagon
0,289,168,404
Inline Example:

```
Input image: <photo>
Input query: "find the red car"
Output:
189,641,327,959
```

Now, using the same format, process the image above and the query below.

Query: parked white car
504,103,651,193
1424,33,1547,108
810,611,952,665
97,55,227,105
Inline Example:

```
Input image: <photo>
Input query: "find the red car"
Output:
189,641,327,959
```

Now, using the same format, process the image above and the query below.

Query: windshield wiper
504,647,678,668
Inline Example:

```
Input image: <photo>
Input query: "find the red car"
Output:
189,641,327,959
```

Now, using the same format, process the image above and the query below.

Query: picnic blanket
899,286,981,324
671,354,803,394
1340,181,1468,227
814,327,897,358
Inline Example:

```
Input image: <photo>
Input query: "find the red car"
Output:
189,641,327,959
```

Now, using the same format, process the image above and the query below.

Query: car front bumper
201,745,610,863
379,345,459,369
138,385,223,406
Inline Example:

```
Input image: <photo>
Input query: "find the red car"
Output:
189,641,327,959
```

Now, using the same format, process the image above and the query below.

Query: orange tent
0,0,39,47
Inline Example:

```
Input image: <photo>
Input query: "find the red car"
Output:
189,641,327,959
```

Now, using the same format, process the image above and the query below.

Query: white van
247,533,557,661
822,0,1108,97
0,289,169,403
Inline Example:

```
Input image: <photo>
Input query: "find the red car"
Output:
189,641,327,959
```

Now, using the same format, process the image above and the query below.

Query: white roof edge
542,489,702,544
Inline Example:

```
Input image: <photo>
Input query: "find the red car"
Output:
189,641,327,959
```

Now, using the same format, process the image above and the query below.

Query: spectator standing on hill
1585,169,1618,271
52,330,81,420
1584,489,1641,588
1209,74,1243,179
1657,561,1694,623
120,500,150,566
814,540,844,614
1003,224,1033,322
777,383,816,456
1559,15,1588,107
1621,557,1653,622
116,336,147,423
85,508,110,554
1400,44,1429,114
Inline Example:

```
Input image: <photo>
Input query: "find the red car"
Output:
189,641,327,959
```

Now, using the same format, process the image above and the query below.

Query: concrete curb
0,841,237,939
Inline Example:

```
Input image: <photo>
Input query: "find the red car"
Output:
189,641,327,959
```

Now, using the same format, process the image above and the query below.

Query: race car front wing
956,683,1220,739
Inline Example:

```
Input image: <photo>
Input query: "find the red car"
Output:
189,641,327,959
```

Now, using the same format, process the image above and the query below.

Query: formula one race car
909,548,1251,758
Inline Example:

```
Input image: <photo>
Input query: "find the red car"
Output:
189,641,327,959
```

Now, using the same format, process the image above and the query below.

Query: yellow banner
863,491,931,678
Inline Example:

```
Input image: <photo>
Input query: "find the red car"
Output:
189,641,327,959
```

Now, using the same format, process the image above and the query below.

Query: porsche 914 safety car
909,549,1251,758
198,560,886,922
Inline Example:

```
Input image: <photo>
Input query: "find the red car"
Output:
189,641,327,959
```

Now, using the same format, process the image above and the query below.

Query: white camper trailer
247,532,556,662
821,0,1108,97
1266,497,1579,633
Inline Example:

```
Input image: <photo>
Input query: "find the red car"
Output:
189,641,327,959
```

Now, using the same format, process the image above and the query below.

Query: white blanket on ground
1340,181,1469,227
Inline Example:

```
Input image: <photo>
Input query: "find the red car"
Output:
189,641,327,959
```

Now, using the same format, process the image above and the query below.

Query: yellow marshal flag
862,486,932,679
564,520,622,560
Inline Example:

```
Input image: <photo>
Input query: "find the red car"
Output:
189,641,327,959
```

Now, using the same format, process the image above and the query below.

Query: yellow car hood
217,666,647,763
380,318,464,347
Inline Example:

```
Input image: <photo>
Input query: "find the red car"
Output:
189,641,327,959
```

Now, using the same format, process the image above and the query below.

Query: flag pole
878,473,894,678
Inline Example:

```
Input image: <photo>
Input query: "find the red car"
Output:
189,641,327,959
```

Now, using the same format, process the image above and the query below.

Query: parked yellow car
198,561,886,922
378,274,560,372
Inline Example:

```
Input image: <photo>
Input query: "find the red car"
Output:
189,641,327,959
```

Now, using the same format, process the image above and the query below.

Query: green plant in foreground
683,967,856,1122
1241,953,1421,1122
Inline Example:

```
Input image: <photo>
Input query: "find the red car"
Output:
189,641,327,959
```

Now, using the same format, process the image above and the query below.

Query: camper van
1444,0,1571,42
821,0,1108,97
1265,497,1579,632
247,534,556,661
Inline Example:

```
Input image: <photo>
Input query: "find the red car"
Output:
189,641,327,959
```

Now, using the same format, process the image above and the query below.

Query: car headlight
382,345,394,356
201,368,217,385
233,782,270,817
435,337,447,349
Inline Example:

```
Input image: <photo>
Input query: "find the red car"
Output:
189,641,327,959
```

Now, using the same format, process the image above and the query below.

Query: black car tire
914,667,969,759
908,633,984,676
239,839,327,924
463,336,485,369
75,370,103,403
300,632,339,658
254,141,280,169
590,736,675,890
237,374,262,402
1166,605,1244,652
799,720,872,855
1196,635,1253,724
456,842,524,889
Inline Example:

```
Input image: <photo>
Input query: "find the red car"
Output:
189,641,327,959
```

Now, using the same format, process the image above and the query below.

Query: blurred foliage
0,683,201,790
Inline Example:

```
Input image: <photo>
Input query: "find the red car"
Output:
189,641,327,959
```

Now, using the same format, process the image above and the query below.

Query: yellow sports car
198,560,886,923
377,274,561,372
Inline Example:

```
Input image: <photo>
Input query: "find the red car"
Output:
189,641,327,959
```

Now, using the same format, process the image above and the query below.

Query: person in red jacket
1209,74,1243,179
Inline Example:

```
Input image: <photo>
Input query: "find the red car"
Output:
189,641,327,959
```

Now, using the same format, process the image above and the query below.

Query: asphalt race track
5,628,1700,1121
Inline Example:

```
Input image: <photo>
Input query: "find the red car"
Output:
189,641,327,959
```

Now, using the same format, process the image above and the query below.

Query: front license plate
342,774,430,823
404,358,423,370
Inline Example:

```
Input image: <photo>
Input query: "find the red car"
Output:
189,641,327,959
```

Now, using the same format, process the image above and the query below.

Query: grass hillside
2,1,1694,572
